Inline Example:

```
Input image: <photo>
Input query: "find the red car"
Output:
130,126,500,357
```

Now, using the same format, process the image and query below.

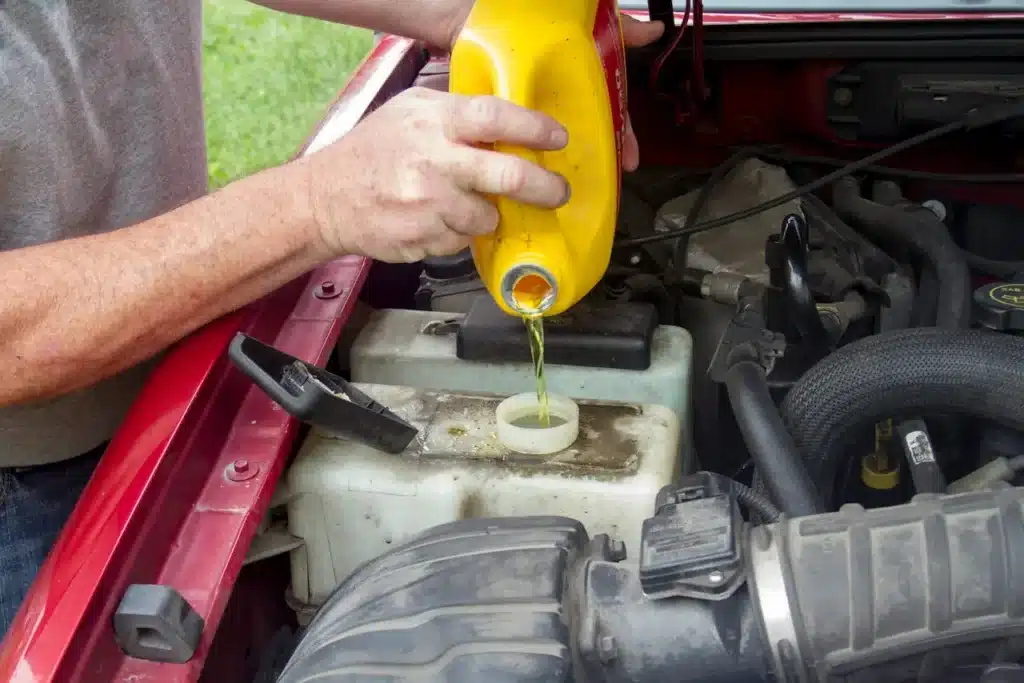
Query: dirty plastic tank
344,308,694,460
284,383,680,609
449,0,628,316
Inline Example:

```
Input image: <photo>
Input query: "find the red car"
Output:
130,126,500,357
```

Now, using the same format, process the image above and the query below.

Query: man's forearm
253,0,463,49
0,161,328,407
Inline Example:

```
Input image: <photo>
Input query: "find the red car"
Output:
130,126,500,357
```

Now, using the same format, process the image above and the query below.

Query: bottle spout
501,263,558,316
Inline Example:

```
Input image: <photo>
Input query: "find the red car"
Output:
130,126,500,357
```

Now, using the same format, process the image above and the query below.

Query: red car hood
3,9,1024,683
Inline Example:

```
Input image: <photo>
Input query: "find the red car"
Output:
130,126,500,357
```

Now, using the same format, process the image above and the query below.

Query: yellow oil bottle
449,0,629,319
450,0,629,427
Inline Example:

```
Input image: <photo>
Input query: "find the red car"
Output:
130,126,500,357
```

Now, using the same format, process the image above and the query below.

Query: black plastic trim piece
113,584,204,664
228,333,417,454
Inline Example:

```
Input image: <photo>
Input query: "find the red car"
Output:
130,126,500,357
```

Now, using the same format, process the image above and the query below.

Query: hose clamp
748,524,808,683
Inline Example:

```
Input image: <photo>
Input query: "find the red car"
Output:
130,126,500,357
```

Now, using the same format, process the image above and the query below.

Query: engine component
779,327,1024,510
764,213,830,348
346,308,694,431
957,203,1024,278
655,157,803,284
831,178,971,329
277,478,1024,683
974,281,1024,333
276,516,590,683
617,99,1024,248
455,295,658,370
414,248,485,314
948,455,1024,494
639,472,745,601
826,61,1024,142
285,382,681,608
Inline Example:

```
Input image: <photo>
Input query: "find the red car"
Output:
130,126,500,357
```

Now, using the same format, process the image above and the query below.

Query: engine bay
251,20,1024,683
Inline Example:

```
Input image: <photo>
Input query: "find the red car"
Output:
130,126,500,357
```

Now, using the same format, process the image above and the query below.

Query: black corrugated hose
780,327,1024,510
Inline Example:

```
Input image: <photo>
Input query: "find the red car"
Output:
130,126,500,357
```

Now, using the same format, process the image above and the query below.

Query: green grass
202,0,373,189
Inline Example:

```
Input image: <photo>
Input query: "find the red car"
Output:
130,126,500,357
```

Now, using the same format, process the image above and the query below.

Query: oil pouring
448,0,630,425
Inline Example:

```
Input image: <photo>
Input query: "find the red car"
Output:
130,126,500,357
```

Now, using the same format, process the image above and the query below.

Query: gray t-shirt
0,0,207,466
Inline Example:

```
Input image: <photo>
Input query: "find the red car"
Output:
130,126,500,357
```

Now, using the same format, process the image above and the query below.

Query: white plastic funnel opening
495,393,579,455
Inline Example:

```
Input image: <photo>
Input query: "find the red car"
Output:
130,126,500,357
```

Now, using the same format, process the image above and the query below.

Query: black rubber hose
780,327,1024,510
962,249,1024,279
802,193,897,278
724,358,822,518
831,177,971,329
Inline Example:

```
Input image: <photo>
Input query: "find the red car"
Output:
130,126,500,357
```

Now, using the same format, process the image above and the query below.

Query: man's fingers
620,14,665,48
425,230,473,258
452,147,570,209
441,191,500,236
622,115,640,172
448,95,569,150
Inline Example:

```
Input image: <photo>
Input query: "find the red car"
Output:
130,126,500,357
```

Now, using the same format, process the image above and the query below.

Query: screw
314,280,342,300
629,253,642,266
708,570,724,584
833,87,854,107
226,458,259,482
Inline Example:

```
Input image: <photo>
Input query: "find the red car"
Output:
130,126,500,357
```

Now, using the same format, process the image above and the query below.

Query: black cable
616,102,1024,249
758,149,1024,184
730,479,781,522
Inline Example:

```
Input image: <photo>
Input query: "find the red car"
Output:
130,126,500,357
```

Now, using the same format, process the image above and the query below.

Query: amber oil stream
523,314,550,427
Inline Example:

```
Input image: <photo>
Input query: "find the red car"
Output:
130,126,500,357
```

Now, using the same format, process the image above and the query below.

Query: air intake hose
831,177,970,330
781,327,1024,510
277,485,1024,683
577,487,1024,683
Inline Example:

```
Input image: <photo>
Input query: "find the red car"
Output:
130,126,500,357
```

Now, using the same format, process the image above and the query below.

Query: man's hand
303,87,570,263
441,11,664,171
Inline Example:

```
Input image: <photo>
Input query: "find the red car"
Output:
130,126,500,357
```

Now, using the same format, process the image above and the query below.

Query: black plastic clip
113,584,204,663
228,333,418,454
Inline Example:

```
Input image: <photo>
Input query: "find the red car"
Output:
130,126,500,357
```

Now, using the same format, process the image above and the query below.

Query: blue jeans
0,445,104,638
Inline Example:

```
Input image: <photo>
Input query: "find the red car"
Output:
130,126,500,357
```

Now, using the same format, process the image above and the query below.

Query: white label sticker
904,430,936,465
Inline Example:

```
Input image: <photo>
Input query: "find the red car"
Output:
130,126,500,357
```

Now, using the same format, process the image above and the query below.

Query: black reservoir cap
973,282,1024,333
423,248,477,281
455,296,658,370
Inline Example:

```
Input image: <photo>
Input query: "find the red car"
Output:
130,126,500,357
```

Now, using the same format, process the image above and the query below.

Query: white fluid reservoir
346,308,694,468
285,383,681,608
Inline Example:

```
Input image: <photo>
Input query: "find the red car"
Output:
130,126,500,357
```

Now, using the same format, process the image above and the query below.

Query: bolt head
226,458,259,482
314,280,342,300
708,570,724,584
